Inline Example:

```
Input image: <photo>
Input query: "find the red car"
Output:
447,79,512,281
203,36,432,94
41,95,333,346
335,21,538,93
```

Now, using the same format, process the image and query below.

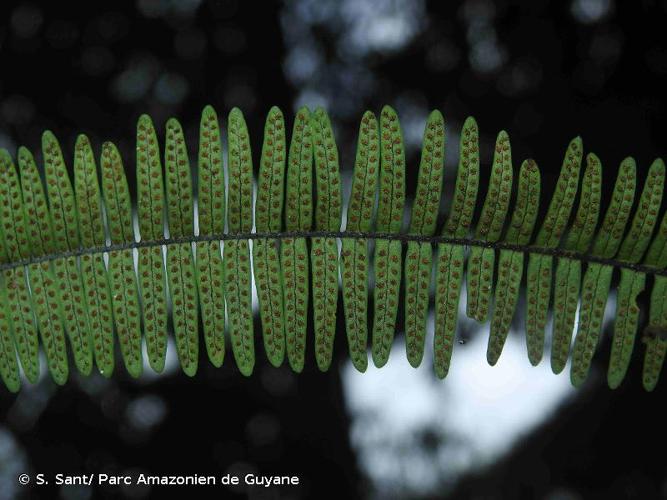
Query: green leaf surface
405,110,445,367
341,111,379,372
74,135,115,377
225,108,255,376
196,105,226,367
550,153,602,374
101,142,142,377
434,117,478,377
608,159,665,388
372,106,405,368
570,157,636,386
254,106,286,367
467,130,512,323
282,106,312,373
311,108,342,371
1,106,666,392
487,159,540,365
525,137,582,365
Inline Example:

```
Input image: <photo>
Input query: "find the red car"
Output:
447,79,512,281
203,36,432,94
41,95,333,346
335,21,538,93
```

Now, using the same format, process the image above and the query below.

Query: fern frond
1,105,666,392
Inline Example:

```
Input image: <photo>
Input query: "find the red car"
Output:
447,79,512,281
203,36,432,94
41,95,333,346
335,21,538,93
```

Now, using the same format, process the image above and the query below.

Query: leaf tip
650,157,665,175
17,145,32,161
463,115,478,132
428,109,444,127
0,147,12,163
522,158,540,177
166,117,182,132
381,104,398,118
137,113,155,131
268,105,284,118
586,152,599,164
41,129,59,148
202,104,217,117
295,105,310,120
361,110,377,124
75,133,91,150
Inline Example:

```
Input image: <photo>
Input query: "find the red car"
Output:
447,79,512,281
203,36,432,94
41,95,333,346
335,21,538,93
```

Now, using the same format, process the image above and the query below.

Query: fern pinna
0,105,666,393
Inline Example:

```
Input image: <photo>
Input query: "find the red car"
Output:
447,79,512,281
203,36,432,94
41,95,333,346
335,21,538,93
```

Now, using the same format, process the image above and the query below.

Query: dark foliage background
1,1,666,499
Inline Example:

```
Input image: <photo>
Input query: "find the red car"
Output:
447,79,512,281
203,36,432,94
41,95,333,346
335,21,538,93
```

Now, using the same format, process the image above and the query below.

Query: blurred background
1,0,667,498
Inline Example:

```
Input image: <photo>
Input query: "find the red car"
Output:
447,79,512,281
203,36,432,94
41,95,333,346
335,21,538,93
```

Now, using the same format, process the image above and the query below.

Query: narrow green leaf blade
196,105,226,367
467,130,512,322
165,118,199,376
434,116,479,376
608,158,665,388
616,159,665,264
282,106,312,372
101,142,142,378
1,149,40,383
253,106,286,367
551,153,602,374
488,159,540,365
225,108,254,376
526,137,582,365
0,286,20,392
0,215,20,392
570,157,636,386
43,132,94,376
74,135,115,377
0,149,51,383
442,117,479,238
434,243,464,378
608,269,646,388
136,114,166,375
641,209,667,390
341,111,379,372
643,275,667,391
404,241,433,366
311,108,342,371
372,106,405,367
30,262,69,384
405,110,444,367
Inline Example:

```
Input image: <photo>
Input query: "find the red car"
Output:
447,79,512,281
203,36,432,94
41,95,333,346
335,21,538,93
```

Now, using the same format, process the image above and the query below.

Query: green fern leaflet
0,105,665,393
